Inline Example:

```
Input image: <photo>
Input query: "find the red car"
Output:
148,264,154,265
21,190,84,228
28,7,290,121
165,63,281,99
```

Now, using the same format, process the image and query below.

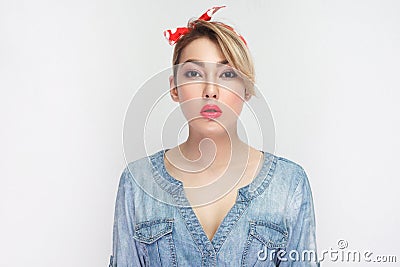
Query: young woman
109,6,318,267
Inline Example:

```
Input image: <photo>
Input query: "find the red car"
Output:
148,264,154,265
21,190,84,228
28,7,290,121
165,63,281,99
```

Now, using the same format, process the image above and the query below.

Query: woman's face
169,37,250,134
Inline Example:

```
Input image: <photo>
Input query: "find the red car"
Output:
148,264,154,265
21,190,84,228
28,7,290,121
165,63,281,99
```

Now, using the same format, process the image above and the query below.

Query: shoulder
118,149,178,211
124,149,164,176
118,149,164,188
264,151,307,176
264,152,310,191
276,155,307,178
264,154,315,213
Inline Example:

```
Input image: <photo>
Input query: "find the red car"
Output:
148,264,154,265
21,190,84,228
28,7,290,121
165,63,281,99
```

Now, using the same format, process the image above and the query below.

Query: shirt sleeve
109,167,147,267
280,167,320,267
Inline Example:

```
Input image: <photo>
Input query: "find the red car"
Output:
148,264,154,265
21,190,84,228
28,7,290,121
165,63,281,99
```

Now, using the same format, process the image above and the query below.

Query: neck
179,124,249,171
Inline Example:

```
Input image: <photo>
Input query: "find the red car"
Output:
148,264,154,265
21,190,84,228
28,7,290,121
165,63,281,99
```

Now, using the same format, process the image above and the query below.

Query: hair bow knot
163,6,247,46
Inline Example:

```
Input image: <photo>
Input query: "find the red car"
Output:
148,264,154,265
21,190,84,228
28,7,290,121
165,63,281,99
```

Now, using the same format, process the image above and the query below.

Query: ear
169,75,180,102
244,89,252,101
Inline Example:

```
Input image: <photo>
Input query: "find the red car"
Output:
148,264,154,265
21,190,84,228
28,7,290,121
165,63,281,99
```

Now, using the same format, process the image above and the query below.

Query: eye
221,70,238,79
185,70,202,78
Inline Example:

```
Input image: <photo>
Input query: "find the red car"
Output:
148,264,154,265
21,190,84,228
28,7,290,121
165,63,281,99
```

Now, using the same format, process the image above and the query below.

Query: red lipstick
200,104,222,119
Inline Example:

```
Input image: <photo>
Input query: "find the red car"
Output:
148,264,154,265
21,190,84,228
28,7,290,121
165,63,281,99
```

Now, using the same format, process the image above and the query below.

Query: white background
1,0,399,266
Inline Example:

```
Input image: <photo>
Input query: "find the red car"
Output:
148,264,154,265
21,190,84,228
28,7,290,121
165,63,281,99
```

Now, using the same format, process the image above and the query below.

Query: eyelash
221,70,238,78
185,70,202,78
184,70,238,79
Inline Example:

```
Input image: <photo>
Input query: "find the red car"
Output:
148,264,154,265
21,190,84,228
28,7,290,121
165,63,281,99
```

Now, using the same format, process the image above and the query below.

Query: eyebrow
182,59,229,67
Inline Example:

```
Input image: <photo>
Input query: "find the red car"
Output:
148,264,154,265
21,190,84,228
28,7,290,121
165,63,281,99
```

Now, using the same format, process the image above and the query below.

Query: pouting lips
200,104,222,113
200,104,222,118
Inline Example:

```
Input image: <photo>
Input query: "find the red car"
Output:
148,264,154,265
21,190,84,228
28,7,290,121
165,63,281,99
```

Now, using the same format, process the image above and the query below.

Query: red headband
163,6,247,46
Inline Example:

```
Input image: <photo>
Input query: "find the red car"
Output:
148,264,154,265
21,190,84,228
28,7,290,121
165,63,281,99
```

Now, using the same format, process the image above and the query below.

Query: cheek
177,86,203,120
220,91,246,114
177,84,202,101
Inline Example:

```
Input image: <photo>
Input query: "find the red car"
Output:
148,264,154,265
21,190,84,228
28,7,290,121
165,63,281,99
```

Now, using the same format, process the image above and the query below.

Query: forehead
179,37,226,64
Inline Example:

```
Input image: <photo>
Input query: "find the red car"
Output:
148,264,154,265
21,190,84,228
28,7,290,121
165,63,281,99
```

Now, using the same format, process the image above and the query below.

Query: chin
189,117,237,135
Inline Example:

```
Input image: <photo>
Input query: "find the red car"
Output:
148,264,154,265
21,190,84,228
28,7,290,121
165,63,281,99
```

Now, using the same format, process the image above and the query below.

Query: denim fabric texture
109,149,319,266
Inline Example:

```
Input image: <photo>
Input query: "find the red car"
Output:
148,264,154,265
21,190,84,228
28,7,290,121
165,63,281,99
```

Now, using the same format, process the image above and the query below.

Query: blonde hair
172,19,256,96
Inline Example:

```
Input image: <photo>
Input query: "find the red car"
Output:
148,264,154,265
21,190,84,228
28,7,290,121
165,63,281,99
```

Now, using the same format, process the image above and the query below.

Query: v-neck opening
151,147,277,252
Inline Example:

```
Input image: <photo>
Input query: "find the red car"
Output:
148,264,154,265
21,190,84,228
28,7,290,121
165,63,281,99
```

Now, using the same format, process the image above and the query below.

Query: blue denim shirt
109,149,319,266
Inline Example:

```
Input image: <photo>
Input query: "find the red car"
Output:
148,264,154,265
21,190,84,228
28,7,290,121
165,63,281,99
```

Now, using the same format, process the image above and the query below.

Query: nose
202,82,219,99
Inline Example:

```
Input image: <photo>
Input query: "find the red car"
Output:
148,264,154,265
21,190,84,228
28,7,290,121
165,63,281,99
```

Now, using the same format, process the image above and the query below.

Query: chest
164,150,264,241
188,186,239,241
182,169,257,241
